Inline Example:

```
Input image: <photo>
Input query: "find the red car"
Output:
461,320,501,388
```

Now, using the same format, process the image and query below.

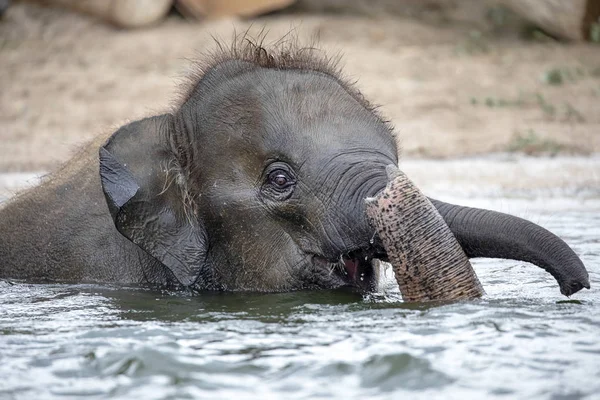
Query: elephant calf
0,39,590,296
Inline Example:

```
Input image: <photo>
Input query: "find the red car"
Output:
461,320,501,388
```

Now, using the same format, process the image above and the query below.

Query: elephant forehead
181,67,397,179
248,74,394,156
196,68,381,133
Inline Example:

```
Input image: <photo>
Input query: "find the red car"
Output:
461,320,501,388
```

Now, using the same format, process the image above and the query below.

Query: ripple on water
359,353,454,391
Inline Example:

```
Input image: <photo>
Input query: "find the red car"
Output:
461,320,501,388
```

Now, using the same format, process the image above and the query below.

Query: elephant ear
99,115,207,286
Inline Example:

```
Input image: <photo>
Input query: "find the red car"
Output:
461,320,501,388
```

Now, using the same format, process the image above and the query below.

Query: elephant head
100,43,396,291
99,40,589,295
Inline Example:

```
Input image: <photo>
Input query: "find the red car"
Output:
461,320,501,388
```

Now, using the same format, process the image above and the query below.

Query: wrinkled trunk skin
366,167,484,302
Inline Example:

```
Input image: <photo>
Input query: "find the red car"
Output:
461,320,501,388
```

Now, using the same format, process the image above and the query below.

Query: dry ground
1,2,600,172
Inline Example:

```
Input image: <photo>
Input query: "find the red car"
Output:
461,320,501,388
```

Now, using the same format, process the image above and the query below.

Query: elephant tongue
343,258,359,281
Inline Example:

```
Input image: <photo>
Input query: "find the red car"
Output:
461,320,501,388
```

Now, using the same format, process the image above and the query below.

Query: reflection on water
1,170,599,399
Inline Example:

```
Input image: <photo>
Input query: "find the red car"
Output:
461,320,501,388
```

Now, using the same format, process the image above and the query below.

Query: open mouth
312,247,387,291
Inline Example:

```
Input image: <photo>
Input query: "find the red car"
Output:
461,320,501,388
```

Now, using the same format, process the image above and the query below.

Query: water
1,159,599,399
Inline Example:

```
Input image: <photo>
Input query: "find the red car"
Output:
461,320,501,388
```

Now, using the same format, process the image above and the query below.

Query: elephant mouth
312,247,386,291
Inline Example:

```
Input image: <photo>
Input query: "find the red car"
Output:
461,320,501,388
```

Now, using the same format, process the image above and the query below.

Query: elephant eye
269,170,292,189
261,164,297,201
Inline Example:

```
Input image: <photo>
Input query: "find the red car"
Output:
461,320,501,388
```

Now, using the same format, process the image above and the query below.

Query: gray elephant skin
0,41,590,296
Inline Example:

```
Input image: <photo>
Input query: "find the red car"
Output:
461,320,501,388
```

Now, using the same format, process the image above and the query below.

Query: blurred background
0,0,599,196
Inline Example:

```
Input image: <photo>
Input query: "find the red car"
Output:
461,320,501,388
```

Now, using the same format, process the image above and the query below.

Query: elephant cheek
366,170,484,302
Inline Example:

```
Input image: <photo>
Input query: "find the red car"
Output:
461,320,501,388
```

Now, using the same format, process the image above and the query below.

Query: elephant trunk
430,199,590,296
366,168,484,302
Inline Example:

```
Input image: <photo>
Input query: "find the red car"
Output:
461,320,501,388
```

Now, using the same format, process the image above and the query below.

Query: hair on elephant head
98,37,589,295
99,38,397,292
